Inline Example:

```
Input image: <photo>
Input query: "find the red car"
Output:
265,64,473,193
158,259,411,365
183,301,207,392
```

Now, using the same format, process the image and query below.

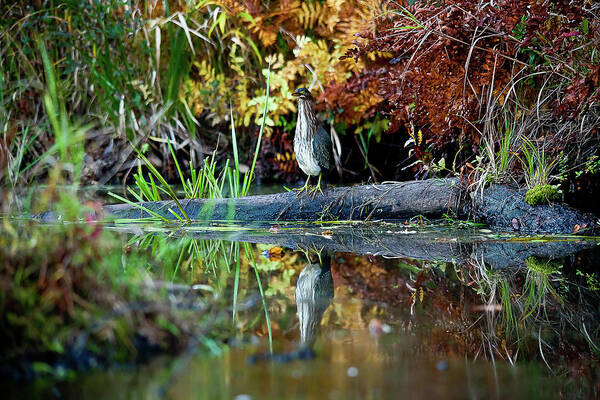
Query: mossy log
41,178,597,234
471,184,597,234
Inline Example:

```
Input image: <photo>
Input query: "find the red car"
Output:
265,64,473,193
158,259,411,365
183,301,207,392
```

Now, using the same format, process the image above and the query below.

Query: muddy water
53,331,558,400
9,222,600,398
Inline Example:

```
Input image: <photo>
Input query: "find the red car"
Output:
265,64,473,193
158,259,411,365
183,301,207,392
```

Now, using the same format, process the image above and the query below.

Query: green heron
291,87,333,197
296,252,333,346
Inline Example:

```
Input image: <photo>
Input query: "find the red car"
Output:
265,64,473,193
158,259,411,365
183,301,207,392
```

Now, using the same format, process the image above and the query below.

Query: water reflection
116,221,597,269
296,252,334,347
115,223,600,373
7,221,600,398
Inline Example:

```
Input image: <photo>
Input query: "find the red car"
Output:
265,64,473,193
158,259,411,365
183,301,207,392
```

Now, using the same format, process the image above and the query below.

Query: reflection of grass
129,232,273,352
463,255,600,366
525,256,562,275
499,278,519,338
521,269,561,321
244,242,272,353
131,233,234,281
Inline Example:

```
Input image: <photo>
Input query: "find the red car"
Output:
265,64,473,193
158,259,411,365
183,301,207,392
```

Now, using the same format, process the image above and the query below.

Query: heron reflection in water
296,252,334,347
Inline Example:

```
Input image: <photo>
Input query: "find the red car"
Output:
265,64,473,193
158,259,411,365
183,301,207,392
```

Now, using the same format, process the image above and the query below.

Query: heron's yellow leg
293,176,311,197
308,173,324,199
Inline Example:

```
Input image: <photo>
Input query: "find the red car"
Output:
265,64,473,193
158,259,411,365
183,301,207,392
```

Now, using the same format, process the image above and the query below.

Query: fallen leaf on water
262,246,284,261
321,230,334,239
573,223,587,233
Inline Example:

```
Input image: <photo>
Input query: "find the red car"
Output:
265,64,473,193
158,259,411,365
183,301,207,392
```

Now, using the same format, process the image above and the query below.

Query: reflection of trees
329,251,599,383
296,253,334,347
126,228,600,378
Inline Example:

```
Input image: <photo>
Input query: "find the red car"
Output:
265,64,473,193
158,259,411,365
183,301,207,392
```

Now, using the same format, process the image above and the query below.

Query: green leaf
209,12,227,37
237,12,255,24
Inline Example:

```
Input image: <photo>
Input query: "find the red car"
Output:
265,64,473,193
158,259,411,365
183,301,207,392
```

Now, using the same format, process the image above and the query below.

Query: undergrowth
2,1,599,195
329,0,600,190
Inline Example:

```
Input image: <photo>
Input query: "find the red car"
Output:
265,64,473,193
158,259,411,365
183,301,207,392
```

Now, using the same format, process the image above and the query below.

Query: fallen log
38,178,598,234
103,178,467,222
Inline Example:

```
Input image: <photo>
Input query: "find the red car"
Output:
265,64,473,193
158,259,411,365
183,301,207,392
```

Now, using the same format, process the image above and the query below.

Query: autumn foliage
321,0,600,176
2,0,600,189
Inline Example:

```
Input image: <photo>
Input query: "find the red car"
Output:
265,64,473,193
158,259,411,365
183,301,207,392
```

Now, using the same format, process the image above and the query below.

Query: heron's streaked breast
294,100,321,176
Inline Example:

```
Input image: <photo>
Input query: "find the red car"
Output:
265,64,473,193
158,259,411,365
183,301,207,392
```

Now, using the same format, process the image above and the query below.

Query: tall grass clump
519,137,559,189
2,37,90,193
1,1,148,186
110,66,272,221
477,107,519,188
37,39,92,187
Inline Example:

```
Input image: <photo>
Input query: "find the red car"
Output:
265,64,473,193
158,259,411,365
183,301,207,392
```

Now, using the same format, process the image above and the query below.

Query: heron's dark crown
292,87,314,100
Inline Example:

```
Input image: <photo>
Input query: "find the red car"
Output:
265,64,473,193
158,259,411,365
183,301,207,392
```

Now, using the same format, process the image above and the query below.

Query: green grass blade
232,246,241,323
242,66,270,196
244,242,272,353
108,191,170,222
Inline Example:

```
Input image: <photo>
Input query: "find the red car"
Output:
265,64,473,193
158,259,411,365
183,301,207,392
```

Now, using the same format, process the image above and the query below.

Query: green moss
525,256,562,275
524,184,561,205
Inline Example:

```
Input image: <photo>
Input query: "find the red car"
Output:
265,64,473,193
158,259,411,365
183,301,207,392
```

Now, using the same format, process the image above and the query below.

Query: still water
5,220,600,399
